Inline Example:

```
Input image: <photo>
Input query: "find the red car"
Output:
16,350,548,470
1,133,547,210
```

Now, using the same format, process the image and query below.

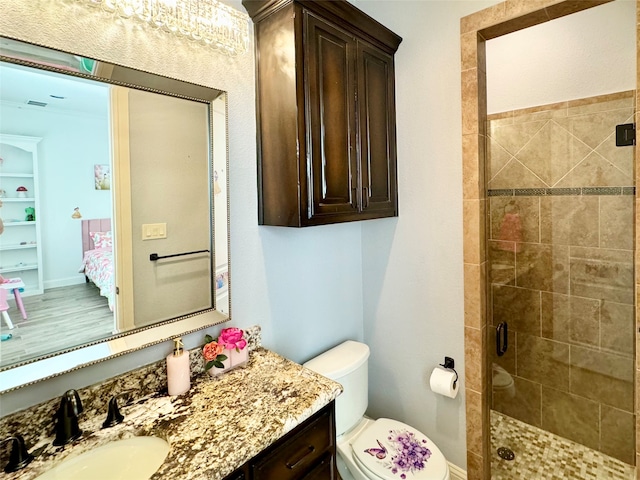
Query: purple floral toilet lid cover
352,418,448,480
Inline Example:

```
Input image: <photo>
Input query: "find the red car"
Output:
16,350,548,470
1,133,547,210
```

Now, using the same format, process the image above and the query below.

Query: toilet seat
350,418,449,480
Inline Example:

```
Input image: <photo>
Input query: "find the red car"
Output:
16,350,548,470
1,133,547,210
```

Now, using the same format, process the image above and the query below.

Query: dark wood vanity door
222,401,337,480
357,40,398,218
250,402,335,479
304,11,359,222
302,453,336,479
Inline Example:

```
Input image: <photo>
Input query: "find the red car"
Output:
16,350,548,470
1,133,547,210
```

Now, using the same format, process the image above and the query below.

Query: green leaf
204,334,214,344
205,360,216,370
217,354,228,362
213,360,225,369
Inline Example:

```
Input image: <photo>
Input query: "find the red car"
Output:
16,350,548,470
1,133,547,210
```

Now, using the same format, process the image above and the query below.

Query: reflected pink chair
0,288,13,329
0,278,27,320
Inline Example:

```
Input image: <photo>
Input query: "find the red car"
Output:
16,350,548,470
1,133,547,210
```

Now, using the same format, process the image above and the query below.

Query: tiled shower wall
487,91,636,465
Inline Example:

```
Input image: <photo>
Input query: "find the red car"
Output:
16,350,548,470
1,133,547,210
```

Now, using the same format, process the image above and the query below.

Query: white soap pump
167,337,190,396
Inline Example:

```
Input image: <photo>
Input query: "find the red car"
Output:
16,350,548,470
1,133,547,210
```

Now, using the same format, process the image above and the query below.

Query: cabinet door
304,12,359,223
357,41,398,217
250,405,333,479
301,453,336,479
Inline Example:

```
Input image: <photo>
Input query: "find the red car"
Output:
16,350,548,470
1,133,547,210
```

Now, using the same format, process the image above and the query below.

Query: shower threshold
490,411,634,480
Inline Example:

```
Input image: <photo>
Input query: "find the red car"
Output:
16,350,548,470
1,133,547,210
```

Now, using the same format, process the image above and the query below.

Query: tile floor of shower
491,411,635,479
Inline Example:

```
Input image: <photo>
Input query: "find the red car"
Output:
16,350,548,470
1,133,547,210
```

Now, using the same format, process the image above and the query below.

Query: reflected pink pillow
90,231,112,249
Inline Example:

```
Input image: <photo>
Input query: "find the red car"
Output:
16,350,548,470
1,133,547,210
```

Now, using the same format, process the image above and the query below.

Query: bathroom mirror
0,36,230,392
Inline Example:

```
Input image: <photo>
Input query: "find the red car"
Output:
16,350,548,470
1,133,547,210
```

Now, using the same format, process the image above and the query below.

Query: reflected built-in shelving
0,134,43,295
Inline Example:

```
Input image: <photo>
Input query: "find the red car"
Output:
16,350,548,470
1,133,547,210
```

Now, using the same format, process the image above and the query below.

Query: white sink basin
34,436,170,480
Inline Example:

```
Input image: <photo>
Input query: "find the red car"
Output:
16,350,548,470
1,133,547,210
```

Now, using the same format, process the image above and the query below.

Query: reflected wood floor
0,283,114,368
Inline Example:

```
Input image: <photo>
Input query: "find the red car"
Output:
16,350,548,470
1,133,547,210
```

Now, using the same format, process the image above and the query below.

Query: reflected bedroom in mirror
0,36,230,378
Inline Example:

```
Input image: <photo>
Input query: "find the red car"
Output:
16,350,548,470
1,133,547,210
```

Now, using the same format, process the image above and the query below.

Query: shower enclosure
486,92,635,477
460,1,637,478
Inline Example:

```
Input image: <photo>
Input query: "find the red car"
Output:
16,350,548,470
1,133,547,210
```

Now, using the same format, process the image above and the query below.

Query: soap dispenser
167,337,190,396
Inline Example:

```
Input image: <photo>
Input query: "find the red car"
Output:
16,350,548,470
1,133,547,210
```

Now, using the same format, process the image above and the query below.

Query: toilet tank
303,340,370,437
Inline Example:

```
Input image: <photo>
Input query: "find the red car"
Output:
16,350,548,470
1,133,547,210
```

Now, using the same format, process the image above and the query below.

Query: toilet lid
351,418,448,480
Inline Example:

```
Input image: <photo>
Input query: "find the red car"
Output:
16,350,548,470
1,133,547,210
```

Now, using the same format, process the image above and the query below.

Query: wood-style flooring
0,283,115,368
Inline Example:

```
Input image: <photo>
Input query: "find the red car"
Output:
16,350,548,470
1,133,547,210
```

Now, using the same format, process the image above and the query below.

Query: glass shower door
487,92,636,478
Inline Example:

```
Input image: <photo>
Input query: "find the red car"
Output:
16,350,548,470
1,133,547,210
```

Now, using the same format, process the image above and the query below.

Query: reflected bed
80,218,114,311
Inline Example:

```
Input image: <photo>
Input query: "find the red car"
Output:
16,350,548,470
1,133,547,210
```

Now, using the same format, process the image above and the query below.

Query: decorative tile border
488,187,635,197
513,188,548,197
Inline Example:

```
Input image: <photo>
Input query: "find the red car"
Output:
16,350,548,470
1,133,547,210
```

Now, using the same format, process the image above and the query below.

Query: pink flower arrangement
218,327,247,352
203,328,247,371
202,335,228,371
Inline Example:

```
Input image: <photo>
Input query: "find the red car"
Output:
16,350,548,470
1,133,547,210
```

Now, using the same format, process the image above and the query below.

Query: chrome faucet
53,389,84,446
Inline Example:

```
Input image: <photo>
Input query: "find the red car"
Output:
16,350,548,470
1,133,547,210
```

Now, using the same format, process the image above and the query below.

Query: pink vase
206,353,231,377
229,347,249,368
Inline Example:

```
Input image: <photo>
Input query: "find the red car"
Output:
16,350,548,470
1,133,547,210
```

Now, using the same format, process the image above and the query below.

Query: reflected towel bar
149,250,210,261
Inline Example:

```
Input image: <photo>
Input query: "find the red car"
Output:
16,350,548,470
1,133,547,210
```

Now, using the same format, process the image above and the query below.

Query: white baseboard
449,462,467,480
43,276,85,290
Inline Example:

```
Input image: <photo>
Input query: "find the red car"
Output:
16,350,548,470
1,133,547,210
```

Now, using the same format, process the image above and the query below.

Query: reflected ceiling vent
26,100,47,107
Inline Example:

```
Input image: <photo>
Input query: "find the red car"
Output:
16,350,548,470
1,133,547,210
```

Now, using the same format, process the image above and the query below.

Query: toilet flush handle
496,322,508,357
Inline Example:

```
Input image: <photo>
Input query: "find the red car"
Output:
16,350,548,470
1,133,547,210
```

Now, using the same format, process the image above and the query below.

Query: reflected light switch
142,223,167,240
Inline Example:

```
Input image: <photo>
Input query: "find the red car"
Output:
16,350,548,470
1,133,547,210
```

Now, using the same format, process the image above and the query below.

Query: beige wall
128,89,212,326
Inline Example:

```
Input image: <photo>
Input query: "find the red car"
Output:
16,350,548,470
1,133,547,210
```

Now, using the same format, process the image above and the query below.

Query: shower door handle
496,322,508,357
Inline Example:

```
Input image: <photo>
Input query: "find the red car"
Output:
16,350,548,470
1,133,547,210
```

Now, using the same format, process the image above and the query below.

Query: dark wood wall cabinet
222,401,338,480
243,0,402,227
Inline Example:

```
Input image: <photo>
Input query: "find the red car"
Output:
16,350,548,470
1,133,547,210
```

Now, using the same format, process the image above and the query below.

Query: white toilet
304,341,451,480
492,363,515,398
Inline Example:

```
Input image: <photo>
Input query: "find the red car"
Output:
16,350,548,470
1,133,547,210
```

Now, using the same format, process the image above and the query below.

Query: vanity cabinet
0,134,43,295
222,401,337,480
243,0,402,227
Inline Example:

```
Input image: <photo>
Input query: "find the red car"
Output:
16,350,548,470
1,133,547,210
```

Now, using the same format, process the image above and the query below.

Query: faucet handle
1,435,34,473
61,389,83,417
53,389,83,446
102,390,133,429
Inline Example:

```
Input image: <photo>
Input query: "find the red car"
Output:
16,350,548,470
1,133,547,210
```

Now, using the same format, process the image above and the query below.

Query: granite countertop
6,348,342,480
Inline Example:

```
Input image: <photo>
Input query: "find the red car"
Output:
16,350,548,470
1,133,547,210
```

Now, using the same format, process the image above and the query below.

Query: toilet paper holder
439,357,458,388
